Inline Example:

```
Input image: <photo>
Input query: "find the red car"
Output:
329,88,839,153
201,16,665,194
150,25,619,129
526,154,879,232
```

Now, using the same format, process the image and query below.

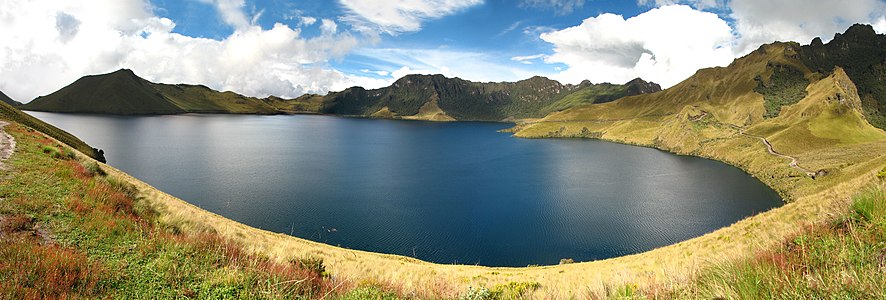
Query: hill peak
840,23,877,39
625,78,662,94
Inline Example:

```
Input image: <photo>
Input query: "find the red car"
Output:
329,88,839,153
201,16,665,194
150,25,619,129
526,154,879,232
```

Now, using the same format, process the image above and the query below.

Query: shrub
877,167,886,180
290,256,327,278
852,187,885,222
84,162,106,177
460,286,493,300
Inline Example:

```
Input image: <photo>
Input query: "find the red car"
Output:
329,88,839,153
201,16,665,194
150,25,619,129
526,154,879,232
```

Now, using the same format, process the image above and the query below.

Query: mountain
0,99,105,162
22,69,279,115
322,75,660,121
22,69,660,121
513,24,886,190
0,90,21,106
798,24,886,129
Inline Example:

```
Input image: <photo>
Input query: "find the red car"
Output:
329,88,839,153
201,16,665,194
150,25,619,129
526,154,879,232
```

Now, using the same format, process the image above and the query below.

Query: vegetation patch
755,64,810,118
0,122,412,299
681,185,886,298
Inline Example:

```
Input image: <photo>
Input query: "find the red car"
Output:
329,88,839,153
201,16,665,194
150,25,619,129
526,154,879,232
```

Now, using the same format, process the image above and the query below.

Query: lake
28,112,782,266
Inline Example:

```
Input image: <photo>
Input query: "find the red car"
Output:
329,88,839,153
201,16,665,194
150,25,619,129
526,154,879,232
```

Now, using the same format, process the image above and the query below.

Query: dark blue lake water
28,112,782,266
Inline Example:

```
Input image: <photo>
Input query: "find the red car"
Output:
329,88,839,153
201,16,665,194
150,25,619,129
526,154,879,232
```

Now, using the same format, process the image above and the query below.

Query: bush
877,166,886,180
852,187,885,222
84,162,106,177
460,286,493,300
290,257,327,278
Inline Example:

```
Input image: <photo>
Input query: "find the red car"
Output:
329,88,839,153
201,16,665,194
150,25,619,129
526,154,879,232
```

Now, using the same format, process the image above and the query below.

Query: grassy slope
682,185,886,299
322,75,660,122
801,24,886,130
0,90,21,106
23,69,186,115
0,100,104,162
0,121,416,299
22,69,280,115
153,84,278,114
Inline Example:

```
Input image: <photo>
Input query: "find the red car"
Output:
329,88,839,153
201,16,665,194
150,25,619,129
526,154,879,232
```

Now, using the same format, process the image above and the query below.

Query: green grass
0,122,412,299
681,185,886,299
0,100,105,162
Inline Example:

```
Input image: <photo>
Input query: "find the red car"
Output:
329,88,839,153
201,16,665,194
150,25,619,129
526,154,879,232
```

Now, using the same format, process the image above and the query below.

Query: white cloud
338,0,483,34
875,16,886,34
320,19,338,35
361,69,391,76
198,0,251,29
299,16,318,26
637,0,723,10
357,48,540,82
729,0,886,54
540,5,734,87
519,0,585,15
511,54,546,64
0,0,372,101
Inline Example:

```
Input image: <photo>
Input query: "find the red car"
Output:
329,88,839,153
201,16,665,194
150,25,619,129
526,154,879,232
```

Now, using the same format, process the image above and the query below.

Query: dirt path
0,121,14,169
737,128,816,177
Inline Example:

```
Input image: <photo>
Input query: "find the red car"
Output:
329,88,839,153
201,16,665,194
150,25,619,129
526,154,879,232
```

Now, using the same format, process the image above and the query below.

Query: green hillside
22,69,660,121
0,100,105,162
322,75,661,121
799,24,886,129
512,24,886,211
22,69,280,115
23,69,185,114
0,90,21,107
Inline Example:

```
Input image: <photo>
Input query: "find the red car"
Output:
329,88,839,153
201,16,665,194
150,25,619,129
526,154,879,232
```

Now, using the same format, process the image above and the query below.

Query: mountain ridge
22,69,661,121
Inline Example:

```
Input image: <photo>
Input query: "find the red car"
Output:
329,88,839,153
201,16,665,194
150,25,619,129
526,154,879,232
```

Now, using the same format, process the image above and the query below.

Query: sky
1,0,885,102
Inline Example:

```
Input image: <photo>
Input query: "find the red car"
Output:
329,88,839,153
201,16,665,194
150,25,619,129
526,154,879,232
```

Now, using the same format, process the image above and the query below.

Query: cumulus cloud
338,0,483,34
357,48,538,82
519,0,586,15
0,0,376,101
320,19,338,35
729,0,886,54
540,5,734,88
636,0,723,10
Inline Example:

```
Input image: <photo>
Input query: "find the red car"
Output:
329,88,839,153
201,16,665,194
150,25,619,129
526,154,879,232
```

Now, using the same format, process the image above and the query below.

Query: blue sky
148,0,654,81
0,0,884,101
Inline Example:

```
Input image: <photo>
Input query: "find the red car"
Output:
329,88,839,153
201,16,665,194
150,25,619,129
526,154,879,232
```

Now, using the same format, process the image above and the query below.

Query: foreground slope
0,100,104,162
22,69,279,115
